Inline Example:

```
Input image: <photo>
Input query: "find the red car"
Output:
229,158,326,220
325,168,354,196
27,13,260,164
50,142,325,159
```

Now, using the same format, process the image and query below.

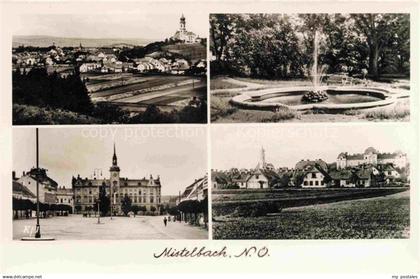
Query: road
13,215,208,240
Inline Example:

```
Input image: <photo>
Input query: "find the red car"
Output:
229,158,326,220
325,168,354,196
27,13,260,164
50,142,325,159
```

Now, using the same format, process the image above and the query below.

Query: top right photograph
210,13,410,123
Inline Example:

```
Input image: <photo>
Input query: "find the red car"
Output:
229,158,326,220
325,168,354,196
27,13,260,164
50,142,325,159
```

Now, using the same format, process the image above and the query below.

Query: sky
13,127,207,195
13,12,207,40
211,125,414,170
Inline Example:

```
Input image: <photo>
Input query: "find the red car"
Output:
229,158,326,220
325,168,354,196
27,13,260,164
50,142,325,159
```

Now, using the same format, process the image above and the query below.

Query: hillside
162,43,206,63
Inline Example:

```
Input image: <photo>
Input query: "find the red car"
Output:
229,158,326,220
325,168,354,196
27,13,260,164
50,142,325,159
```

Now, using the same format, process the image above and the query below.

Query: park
210,14,410,123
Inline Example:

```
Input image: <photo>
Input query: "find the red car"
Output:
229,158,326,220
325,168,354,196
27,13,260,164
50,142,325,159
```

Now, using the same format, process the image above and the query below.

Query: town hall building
72,145,162,215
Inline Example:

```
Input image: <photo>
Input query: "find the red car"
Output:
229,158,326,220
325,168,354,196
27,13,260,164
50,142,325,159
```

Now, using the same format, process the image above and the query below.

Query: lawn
210,76,247,90
210,76,410,123
213,191,409,239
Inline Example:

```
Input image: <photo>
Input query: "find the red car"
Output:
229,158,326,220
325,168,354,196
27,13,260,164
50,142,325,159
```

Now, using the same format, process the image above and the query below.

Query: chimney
12,171,16,180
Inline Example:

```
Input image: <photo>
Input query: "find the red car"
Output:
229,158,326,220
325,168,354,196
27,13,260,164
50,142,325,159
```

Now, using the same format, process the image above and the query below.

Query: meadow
213,190,409,239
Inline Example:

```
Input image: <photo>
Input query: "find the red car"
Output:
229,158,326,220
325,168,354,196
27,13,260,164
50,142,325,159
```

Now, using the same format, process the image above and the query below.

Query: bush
363,102,410,121
262,109,297,122
92,103,129,123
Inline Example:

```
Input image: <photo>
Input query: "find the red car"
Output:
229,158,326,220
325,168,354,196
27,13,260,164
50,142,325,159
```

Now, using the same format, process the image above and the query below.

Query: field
212,189,410,239
83,73,206,112
162,43,206,63
210,76,410,123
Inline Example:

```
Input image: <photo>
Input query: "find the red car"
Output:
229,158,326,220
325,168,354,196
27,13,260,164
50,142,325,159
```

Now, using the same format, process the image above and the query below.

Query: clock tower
110,143,120,214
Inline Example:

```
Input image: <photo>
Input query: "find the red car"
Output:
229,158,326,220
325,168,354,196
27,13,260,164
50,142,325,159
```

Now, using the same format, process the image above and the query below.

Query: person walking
163,217,167,227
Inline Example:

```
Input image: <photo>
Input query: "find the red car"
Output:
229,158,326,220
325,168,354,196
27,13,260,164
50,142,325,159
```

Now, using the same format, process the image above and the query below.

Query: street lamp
96,196,101,224
21,128,54,241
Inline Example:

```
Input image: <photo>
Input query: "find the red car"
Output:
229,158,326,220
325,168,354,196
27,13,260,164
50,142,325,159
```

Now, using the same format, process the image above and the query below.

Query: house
79,63,101,73
56,186,74,212
211,170,229,189
300,165,328,188
232,173,248,189
12,180,36,202
379,164,401,184
15,168,58,204
179,175,208,203
177,175,208,227
171,59,189,75
246,168,270,189
329,169,355,187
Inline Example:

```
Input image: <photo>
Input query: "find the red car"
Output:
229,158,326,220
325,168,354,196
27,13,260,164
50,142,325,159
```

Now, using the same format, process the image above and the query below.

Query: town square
12,127,208,240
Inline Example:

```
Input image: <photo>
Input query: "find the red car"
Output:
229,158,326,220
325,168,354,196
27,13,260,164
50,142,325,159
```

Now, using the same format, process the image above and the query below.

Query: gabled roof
329,169,353,180
13,181,36,199
355,167,375,180
26,168,58,189
295,159,328,172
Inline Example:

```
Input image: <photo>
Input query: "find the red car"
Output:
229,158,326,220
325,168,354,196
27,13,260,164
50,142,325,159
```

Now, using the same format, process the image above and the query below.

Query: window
309,181,313,186
315,181,319,186
138,190,141,195
304,181,308,186
321,181,324,185
150,196,154,203
255,175,259,179
311,173,316,178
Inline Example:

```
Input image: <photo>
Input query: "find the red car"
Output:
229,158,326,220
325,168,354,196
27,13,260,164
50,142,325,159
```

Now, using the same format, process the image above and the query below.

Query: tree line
210,13,410,79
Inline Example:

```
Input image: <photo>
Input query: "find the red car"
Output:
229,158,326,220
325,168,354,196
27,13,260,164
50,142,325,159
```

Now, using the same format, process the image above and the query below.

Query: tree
209,14,236,64
92,103,129,124
150,206,157,215
350,14,409,78
121,194,132,216
292,171,305,187
94,186,110,216
131,205,140,216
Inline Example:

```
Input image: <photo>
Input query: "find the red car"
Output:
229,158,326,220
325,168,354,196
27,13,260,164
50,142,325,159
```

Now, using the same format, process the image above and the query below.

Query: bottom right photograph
211,125,412,240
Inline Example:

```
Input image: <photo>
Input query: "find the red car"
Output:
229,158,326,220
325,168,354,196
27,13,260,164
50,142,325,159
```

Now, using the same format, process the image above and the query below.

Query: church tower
110,143,120,212
260,146,266,169
256,146,266,170
180,14,186,33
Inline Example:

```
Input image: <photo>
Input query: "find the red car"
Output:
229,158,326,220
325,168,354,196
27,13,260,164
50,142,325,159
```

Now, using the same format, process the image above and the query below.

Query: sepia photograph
12,13,207,125
12,127,208,240
211,125,411,239
210,14,410,123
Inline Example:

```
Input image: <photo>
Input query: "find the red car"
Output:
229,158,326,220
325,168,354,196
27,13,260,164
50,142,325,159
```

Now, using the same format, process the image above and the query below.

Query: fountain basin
231,86,398,111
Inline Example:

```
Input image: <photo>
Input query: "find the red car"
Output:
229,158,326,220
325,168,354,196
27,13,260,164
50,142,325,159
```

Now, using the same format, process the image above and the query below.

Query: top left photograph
12,13,207,125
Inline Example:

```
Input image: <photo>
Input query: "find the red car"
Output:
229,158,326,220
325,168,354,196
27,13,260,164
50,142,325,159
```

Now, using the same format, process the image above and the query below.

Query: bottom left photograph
12,126,208,240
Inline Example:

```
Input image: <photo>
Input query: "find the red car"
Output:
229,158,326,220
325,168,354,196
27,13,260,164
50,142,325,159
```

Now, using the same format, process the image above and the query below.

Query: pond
259,91,382,106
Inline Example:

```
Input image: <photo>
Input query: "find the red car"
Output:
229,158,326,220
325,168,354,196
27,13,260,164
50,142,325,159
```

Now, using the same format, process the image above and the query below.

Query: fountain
301,30,329,103
228,29,405,112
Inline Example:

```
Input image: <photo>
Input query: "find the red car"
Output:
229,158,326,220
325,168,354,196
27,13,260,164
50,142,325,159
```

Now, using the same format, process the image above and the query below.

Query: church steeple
112,143,118,166
180,14,186,32
110,143,120,172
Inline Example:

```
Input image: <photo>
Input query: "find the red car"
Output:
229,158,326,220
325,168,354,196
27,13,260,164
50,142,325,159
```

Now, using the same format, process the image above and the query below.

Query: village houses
212,147,409,190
